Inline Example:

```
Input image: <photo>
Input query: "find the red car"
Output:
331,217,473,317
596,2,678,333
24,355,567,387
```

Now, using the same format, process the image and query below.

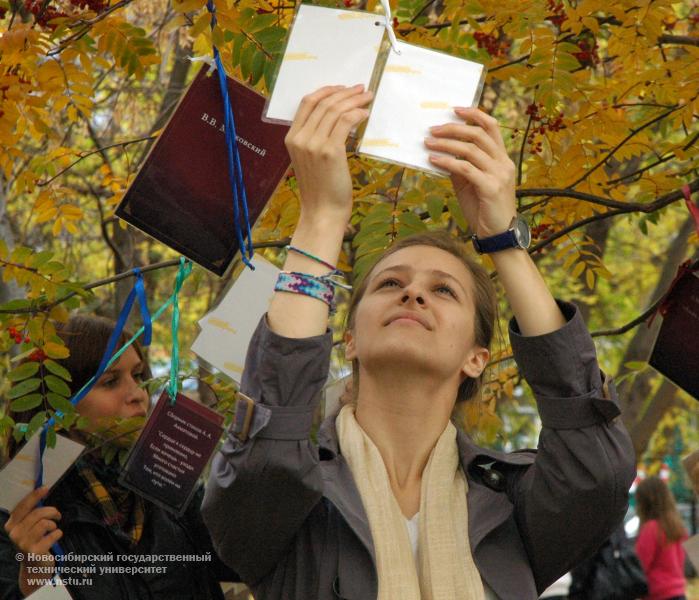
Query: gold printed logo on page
363,139,400,147
420,101,450,109
207,317,238,334
284,52,318,60
338,12,374,19
385,65,421,75
223,362,244,374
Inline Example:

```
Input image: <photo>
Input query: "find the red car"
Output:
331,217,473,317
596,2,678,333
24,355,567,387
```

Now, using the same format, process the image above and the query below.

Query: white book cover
359,40,486,175
192,254,279,381
0,433,84,513
264,4,385,123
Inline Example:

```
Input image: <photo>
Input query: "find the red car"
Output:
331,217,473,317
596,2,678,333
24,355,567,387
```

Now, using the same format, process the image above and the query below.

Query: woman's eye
435,283,456,298
378,278,400,289
101,377,118,388
133,371,144,381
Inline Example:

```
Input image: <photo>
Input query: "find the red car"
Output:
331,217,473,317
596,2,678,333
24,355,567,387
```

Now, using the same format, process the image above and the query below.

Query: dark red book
649,262,699,401
116,67,290,276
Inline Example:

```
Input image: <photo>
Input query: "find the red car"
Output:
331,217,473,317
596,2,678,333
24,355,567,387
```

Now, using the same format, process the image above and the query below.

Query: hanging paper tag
359,40,486,175
118,390,224,516
191,254,279,381
648,261,699,401
264,4,385,124
0,434,84,513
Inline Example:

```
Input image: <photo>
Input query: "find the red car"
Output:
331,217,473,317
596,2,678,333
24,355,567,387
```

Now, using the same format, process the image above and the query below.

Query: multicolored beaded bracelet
275,271,337,313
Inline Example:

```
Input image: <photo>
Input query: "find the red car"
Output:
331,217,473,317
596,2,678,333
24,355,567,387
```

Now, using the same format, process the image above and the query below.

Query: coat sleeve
506,300,636,593
201,316,332,585
0,512,24,600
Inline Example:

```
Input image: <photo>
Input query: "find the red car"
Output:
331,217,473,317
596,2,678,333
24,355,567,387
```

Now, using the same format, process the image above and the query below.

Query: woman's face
345,245,489,384
77,346,149,425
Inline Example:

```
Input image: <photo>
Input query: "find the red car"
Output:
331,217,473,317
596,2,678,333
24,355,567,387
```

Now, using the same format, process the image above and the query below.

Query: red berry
24,336,30,343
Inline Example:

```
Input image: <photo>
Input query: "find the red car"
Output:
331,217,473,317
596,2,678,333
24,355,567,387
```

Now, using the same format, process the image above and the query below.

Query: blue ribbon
34,268,151,578
206,0,255,270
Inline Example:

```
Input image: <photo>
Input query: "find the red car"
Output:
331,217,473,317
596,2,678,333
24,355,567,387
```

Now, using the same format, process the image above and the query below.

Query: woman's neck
353,369,458,517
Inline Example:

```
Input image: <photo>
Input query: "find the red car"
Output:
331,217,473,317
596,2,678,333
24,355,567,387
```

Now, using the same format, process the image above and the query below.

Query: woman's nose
401,289,426,305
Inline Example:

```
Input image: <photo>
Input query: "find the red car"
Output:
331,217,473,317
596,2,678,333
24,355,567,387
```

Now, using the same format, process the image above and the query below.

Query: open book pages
264,4,385,124
359,40,486,175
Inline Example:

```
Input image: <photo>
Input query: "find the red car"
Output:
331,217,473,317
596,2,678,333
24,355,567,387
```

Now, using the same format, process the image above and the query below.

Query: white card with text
359,40,485,175
264,4,385,123
0,433,84,513
191,254,279,381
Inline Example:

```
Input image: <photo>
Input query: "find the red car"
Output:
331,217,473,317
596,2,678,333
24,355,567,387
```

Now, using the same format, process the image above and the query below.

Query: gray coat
202,301,636,599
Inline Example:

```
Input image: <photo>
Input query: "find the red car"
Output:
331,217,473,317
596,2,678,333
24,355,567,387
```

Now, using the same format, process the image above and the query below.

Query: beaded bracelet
286,245,337,272
275,271,336,313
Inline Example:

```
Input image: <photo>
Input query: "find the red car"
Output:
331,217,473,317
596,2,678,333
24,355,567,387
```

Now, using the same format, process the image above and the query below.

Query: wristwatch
471,214,531,254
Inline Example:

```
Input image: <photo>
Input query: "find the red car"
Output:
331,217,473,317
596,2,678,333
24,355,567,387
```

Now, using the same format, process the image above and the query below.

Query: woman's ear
460,346,490,380
344,329,356,361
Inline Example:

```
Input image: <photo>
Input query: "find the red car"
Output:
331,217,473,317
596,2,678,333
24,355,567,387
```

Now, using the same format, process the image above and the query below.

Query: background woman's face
346,245,488,383
77,346,149,425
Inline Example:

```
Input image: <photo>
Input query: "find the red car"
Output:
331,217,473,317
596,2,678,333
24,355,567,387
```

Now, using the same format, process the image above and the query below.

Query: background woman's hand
425,107,516,238
4,486,62,595
284,84,373,226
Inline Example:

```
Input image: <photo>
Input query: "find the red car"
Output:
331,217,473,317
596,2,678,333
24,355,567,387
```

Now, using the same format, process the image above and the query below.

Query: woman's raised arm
426,107,565,336
268,85,373,338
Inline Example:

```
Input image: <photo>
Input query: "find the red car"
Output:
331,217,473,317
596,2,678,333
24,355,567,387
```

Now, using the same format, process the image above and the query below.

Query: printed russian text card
116,67,290,276
119,391,224,516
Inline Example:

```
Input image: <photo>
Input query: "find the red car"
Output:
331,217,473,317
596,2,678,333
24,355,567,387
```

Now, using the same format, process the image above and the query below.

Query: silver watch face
513,215,531,249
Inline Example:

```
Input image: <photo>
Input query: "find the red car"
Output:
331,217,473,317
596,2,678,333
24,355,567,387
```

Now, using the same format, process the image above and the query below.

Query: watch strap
472,229,519,254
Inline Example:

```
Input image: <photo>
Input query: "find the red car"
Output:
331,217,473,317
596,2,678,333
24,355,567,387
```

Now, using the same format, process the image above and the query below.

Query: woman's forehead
371,245,473,283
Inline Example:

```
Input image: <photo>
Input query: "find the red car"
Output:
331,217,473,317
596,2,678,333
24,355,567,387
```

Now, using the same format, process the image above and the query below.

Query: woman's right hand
4,486,62,595
284,84,373,226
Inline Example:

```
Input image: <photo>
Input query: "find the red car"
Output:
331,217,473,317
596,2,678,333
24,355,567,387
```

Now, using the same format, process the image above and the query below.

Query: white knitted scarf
336,405,485,600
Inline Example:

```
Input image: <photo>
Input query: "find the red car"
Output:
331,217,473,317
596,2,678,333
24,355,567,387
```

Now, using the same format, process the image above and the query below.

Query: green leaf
8,378,42,399
27,411,47,436
10,393,43,412
45,375,72,397
446,198,468,231
0,298,31,311
47,392,75,414
46,426,57,449
8,362,40,382
43,359,72,381
426,197,444,222
624,361,647,371
251,50,266,85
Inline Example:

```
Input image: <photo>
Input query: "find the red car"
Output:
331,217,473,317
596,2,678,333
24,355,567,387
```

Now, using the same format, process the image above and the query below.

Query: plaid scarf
77,463,145,547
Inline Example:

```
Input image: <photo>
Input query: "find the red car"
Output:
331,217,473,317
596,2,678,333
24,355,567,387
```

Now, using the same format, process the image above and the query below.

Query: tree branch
37,135,156,187
566,106,681,189
658,35,699,47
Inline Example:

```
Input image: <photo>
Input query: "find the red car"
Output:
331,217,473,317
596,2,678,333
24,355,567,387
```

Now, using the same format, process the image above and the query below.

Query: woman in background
635,476,688,600
0,315,236,599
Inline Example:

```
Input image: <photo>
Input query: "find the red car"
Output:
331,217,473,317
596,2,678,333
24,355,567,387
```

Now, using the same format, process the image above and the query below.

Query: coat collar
317,412,535,597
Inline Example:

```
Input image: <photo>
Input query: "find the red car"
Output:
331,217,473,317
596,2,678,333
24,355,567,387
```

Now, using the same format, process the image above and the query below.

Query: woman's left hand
425,107,516,238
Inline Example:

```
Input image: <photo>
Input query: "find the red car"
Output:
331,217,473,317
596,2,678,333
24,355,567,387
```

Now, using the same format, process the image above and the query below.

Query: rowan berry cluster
545,0,566,29
29,349,48,362
6,327,30,345
515,103,566,154
473,31,511,57
24,0,108,29
530,223,553,241
573,36,599,67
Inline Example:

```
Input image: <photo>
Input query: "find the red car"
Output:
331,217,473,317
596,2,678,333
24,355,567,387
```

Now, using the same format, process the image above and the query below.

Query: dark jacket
0,462,235,600
202,301,637,600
